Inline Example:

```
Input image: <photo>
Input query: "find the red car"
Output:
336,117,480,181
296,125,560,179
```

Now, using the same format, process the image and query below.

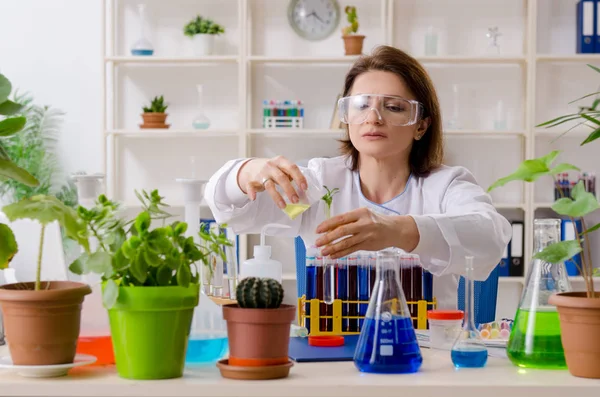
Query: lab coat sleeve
203,158,303,236
410,167,512,281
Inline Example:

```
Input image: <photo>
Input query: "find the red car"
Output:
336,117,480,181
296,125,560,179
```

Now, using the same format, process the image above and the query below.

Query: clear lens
338,94,422,126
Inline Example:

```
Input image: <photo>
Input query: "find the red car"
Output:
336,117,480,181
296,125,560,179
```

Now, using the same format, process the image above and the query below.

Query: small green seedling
341,6,359,35
143,96,168,113
321,186,340,219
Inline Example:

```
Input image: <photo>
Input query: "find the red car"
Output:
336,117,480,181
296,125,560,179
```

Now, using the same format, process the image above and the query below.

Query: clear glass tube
323,256,335,305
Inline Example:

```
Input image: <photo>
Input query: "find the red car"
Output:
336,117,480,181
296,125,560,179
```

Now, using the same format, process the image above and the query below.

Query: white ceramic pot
193,34,215,56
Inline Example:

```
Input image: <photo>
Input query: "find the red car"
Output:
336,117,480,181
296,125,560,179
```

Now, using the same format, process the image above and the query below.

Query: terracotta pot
549,291,600,379
0,281,92,365
342,35,365,55
222,304,296,367
140,112,169,129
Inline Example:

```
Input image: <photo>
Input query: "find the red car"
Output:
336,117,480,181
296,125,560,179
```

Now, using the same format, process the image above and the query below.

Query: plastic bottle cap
308,336,345,347
253,245,271,259
427,310,464,320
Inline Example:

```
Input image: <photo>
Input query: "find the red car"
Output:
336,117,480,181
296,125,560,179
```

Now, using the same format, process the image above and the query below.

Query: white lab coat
204,155,512,310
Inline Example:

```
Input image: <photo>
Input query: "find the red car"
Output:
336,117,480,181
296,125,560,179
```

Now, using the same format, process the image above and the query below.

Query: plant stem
36,225,45,291
89,224,109,252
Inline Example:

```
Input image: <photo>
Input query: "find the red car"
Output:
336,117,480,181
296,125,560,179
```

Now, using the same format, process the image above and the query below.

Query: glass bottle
130,3,154,56
451,256,488,368
353,248,422,374
506,218,571,369
192,84,211,129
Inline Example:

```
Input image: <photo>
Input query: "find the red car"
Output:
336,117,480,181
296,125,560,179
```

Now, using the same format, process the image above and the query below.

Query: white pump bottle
239,223,291,284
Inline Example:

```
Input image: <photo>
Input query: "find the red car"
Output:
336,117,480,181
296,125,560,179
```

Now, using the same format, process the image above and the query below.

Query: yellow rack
297,295,437,336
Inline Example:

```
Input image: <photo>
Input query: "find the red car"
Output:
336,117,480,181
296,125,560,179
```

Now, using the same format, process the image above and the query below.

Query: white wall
0,0,103,176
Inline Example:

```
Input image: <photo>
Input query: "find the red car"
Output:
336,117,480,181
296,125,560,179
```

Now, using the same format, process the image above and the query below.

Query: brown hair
339,45,444,177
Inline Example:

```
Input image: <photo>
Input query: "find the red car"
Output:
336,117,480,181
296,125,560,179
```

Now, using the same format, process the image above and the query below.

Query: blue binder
577,0,596,53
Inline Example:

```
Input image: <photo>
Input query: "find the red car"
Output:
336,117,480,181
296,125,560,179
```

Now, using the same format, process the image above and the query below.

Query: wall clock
287,0,341,41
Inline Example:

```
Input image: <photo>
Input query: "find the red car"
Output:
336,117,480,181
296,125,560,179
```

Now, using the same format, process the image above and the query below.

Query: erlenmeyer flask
192,84,210,129
353,248,422,374
451,256,488,368
130,3,154,56
506,218,571,369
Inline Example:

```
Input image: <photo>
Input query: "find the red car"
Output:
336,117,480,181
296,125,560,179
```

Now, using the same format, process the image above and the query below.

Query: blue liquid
354,316,422,374
358,265,369,329
305,265,315,332
451,348,488,368
337,265,348,331
131,49,154,56
185,337,228,364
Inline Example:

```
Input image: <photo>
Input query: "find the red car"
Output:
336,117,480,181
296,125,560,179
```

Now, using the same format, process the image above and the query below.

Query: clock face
288,0,341,41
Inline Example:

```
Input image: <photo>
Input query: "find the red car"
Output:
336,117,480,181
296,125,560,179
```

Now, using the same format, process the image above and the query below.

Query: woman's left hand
314,207,420,259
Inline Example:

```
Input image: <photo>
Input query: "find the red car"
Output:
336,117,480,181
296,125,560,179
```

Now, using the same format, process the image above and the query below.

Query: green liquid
506,308,567,369
283,203,310,220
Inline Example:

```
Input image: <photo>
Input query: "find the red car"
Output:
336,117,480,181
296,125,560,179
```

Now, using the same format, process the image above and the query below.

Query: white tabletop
0,346,598,397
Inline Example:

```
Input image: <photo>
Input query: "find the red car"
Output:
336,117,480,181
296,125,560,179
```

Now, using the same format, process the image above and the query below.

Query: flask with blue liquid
451,255,488,368
353,248,422,374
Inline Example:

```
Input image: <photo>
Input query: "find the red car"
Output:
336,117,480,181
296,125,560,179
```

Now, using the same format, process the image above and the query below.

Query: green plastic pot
106,283,200,380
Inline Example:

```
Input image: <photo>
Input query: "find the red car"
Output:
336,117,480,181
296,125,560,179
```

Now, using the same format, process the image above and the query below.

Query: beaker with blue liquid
451,256,488,368
353,248,423,374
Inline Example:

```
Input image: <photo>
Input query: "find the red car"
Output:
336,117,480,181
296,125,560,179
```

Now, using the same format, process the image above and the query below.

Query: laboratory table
0,346,598,397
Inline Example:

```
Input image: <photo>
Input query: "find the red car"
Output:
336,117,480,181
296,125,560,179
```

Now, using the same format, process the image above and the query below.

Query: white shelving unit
101,0,600,307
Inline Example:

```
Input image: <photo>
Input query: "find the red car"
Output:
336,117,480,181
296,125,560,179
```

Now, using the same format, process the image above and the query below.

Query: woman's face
347,70,427,162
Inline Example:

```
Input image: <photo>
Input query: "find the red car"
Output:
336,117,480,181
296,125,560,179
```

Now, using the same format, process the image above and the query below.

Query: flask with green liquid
506,218,572,369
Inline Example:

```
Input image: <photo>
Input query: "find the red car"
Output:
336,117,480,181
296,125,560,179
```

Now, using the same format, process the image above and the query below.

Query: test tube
323,256,335,305
369,253,376,293
358,253,370,330
305,247,317,333
336,257,351,331
348,255,358,332
315,252,325,332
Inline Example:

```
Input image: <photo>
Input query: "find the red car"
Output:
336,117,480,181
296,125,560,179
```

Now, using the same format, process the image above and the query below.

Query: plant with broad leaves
488,151,600,297
183,15,225,36
0,195,89,291
69,189,232,309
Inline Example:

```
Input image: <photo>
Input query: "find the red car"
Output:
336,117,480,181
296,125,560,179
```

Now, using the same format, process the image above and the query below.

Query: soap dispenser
240,223,290,283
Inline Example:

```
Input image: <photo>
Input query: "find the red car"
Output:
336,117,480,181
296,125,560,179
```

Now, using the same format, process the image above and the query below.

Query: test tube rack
262,99,304,129
297,296,437,336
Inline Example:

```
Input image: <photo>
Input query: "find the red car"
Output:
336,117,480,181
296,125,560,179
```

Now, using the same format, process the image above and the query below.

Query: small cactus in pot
219,277,296,380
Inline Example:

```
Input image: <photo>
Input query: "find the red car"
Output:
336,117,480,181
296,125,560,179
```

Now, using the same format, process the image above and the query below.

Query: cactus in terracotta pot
236,277,284,309
219,277,295,380
341,6,365,56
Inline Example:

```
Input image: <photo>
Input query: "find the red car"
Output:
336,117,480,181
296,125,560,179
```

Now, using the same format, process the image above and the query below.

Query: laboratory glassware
506,218,571,369
130,3,154,56
353,248,422,374
451,256,488,368
192,84,211,129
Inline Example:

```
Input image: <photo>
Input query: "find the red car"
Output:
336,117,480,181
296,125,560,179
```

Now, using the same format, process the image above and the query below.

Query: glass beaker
353,248,422,374
192,84,211,129
506,218,571,369
130,3,154,56
451,256,488,368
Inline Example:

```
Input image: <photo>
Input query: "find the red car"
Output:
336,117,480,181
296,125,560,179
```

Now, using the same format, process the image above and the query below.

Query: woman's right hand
238,156,308,209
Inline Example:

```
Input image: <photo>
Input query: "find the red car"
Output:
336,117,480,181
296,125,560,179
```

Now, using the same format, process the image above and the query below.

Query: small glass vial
192,84,211,129
427,310,464,350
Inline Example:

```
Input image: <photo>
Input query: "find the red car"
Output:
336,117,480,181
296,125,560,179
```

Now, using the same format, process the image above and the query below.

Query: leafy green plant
0,195,89,290
321,185,340,219
142,96,168,113
0,73,39,188
341,6,359,35
488,66,600,298
68,189,232,308
183,15,225,36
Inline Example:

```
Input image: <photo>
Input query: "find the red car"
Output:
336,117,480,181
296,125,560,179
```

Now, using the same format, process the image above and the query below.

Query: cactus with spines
236,277,284,309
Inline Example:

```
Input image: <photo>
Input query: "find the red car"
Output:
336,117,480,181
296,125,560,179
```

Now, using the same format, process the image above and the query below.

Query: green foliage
341,6,359,35
69,189,233,309
0,73,39,188
236,277,284,309
0,92,77,207
183,15,225,36
321,185,340,219
489,65,600,297
142,96,168,113
0,224,17,269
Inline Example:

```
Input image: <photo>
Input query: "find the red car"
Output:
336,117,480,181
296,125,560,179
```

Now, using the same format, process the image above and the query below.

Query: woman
204,45,512,309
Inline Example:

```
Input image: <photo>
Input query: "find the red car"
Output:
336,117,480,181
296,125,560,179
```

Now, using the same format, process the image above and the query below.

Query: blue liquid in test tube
358,254,370,330
305,247,317,333
337,256,348,331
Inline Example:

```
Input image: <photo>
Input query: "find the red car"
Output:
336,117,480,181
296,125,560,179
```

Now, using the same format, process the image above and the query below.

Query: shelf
494,203,526,210
534,128,594,138
248,55,360,64
534,202,555,209
248,129,345,138
444,130,526,137
105,129,239,138
536,54,600,63
415,55,527,64
105,56,239,65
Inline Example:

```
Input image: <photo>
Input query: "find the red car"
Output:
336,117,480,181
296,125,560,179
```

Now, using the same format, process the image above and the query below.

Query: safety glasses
338,94,424,126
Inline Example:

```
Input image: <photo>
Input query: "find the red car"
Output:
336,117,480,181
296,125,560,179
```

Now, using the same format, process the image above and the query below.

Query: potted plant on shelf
487,63,600,379
68,189,230,380
140,95,169,129
218,276,295,380
341,6,365,56
183,15,225,56
0,195,92,366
